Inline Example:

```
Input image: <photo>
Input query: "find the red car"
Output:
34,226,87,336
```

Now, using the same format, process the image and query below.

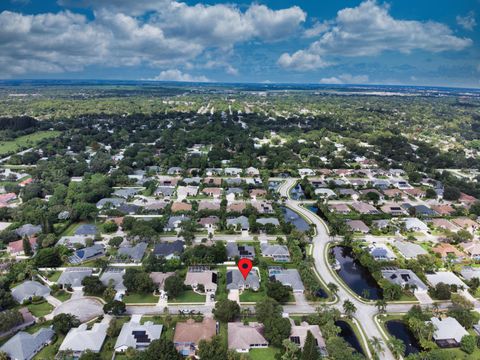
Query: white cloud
0,1,305,77
456,11,476,31
303,20,329,38
319,74,369,84
280,0,472,71
150,69,210,82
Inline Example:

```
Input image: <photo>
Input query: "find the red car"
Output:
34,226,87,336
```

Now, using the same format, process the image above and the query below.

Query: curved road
278,178,394,360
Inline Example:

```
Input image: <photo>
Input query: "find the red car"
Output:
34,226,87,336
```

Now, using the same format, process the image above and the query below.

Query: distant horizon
1,78,480,91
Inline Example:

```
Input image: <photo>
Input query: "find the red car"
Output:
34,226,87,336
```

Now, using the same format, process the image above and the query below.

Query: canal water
385,320,420,356
331,246,383,300
281,206,310,232
335,320,364,355
289,184,305,200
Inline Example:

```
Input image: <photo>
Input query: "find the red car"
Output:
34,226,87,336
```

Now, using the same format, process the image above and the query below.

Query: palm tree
388,337,406,360
327,282,339,296
369,336,384,359
375,299,387,314
342,300,357,319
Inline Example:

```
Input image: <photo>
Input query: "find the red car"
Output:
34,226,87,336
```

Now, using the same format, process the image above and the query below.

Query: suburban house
425,271,468,289
226,243,255,260
11,281,51,304
171,202,192,213
164,215,190,232
197,216,220,232
346,220,369,234
429,219,459,232
7,237,37,256
184,268,218,293
350,202,380,215
452,218,479,233
432,243,465,261
0,327,55,360
227,216,250,233
393,240,428,259
314,188,336,198
367,244,396,261
153,240,184,259
96,198,125,209
202,187,222,198
460,266,480,281
461,242,480,260
173,318,217,357
227,202,247,213
155,186,176,197
176,186,199,199
74,224,98,237
114,321,162,352
57,268,93,290
381,268,428,293
68,244,105,264
403,218,429,232
430,317,469,348
289,322,327,355
59,317,110,357
380,204,407,216
15,224,42,238
117,242,148,263
228,322,268,353
268,267,305,293
56,235,88,248
149,272,174,292
261,243,290,262
298,168,315,177
100,268,127,300
226,268,260,291
198,201,221,211
328,203,351,214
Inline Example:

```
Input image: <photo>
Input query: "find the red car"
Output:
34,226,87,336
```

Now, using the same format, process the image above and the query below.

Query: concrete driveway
52,297,104,322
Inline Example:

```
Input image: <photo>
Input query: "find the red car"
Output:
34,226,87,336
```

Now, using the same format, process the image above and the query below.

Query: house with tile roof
228,322,268,353
173,318,217,357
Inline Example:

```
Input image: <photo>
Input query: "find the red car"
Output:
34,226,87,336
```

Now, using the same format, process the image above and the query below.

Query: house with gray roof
118,242,147,262
96,198,126,209
68,244,105,264
56,235,88,248
261,243,290,262
228,322,268,353
368,244,396,261
226,243,255,260
268,268,304,293
183,177,201,185
226,269,260,291
59,317,110,356
153,240,184,259
224,168,242,176
381,268,428,293
57,268,93,289
155,186,176,197
0,327,54,360
167,167,182,175
226,187,243,196
430,317,468,347
393,240,428,259
227,216,250,231
74,224,98,236
113,188,140,199
100,268,126,299
15,224,42,238
460,266,480,281
115,321,163,353
11,281,50,304
164,215,190,232
290,322,326,355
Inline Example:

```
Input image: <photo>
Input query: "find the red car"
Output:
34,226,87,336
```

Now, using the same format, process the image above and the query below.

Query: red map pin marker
238,258,253,280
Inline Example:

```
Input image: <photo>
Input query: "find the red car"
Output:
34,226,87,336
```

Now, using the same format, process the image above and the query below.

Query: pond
335,320,364,355
289,184,305,200
281,206,310,232
385,320,421,356
314,287,329,299
331,246,383,300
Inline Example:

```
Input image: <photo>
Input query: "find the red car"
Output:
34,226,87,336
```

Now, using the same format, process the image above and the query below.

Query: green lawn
45,271,62,282
33,334,64,360
99,316,131,360
169,290,205,303
249,347,280,360
52,290,72,302
0,131,61,157
123,293,158,304
27,301,54,317
239,290,264,302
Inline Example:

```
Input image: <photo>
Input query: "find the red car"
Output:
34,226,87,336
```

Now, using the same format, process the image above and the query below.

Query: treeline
0,116,37,131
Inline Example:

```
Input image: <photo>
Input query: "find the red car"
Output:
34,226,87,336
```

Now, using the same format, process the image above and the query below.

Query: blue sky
1,0,479,87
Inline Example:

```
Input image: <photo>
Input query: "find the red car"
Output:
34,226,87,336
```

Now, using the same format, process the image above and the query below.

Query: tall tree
22,237,32,256
301,331,320,360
